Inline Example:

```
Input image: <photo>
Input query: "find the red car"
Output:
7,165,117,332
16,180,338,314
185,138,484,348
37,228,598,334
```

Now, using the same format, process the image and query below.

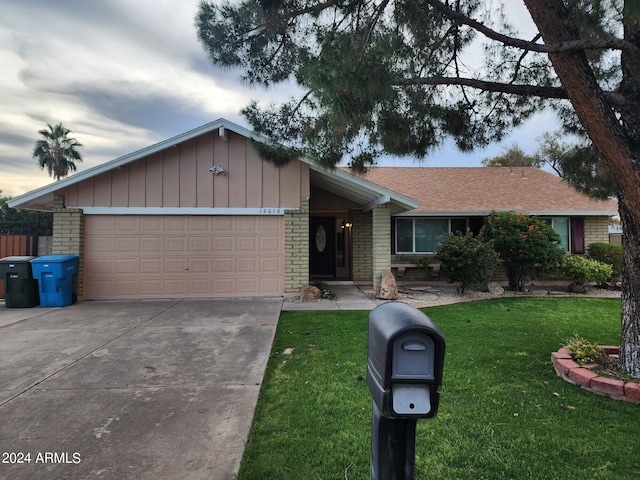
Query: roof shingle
346,166,618,215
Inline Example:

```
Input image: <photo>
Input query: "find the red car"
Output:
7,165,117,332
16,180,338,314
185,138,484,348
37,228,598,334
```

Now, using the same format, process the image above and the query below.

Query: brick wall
52,195,84,301
284,198,309,293
584,216,611,247
352,209,372,283
371,206,391,291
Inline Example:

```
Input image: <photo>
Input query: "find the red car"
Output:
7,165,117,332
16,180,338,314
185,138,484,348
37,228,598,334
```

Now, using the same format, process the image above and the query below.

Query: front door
310,216,335,277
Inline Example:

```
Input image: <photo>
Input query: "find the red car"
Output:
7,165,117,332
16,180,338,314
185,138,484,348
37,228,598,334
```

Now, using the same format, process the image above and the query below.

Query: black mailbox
367,302,445,419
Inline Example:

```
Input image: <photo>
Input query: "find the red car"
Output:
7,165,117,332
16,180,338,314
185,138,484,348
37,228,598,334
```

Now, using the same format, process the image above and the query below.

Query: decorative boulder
301,285,322,301
377,270,399,300
487,281,505,295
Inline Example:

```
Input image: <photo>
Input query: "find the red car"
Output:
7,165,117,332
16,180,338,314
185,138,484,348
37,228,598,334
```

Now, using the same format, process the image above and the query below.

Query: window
541,217,570,252
396,218,468,253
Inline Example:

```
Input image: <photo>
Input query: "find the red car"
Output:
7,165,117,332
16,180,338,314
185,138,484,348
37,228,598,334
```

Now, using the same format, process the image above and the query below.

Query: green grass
237,297,640,480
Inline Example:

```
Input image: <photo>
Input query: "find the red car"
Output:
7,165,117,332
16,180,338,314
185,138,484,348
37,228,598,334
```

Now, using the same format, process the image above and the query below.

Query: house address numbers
259,208,284,214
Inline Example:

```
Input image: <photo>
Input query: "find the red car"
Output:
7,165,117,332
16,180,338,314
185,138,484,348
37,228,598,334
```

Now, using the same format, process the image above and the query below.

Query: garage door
84,215,284,299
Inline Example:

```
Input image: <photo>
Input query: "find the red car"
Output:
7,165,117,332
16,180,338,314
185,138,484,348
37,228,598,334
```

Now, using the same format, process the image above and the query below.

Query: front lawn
238,297,640,479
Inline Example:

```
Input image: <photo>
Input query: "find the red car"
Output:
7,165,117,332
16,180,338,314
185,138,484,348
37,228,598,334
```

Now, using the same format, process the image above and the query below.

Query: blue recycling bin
30,255,79,307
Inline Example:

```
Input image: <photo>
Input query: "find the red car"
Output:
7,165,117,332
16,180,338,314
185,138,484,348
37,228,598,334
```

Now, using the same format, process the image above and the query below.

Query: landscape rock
301,285,322,301
377,270,399,300
567,282,589,294
487,281,504,295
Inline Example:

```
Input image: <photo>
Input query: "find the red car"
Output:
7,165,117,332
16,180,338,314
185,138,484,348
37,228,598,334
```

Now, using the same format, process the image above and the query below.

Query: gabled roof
8,118,418,213
355,166,618,216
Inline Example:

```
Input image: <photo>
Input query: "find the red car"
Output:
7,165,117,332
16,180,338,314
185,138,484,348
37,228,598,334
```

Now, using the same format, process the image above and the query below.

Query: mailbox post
366,302,445,480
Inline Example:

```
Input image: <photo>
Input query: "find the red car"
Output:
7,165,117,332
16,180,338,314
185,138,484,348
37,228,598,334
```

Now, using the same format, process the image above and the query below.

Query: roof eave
309,164,419,213
394,210,619,217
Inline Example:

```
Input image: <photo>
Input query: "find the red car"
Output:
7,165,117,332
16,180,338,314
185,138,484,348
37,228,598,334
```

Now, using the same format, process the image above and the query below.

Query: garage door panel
140,216,163,232
115,237,138,253
164,258,186,273
140,258,162,274
236,236,257,251
163,278,186,295
260,237,280,253
236,278,258,294
114,258,137,275
116,216,140,232
187,257,210,273
164,237,187,252
212,258,234,274
212,237,234,252
188,216,211,232
85,215,284,299
188,279,212,296
86,236,115,253
164,217,187,231
260,257,282,274
188,237,210,252
260,277,283,294
237,257,257,273
139,279,162,296
140,237,162,253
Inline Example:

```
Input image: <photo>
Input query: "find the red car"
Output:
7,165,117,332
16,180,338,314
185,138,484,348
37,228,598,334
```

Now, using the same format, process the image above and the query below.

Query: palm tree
33,123,83,181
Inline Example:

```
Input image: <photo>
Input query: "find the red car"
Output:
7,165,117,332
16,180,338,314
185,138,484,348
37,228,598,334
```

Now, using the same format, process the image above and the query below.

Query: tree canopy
33,123,83,181
196,0,640,375
481,145,541,168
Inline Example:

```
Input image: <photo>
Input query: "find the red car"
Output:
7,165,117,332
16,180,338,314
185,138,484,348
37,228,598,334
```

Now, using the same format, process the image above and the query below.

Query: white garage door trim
79,207,297,215
84,214,284,300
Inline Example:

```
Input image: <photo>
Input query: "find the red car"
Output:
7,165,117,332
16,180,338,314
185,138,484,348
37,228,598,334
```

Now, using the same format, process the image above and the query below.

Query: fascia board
393,210,619,217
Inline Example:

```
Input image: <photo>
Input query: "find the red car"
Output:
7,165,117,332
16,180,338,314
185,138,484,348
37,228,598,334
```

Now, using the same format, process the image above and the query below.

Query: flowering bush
435,230,501,293
480,211,566,291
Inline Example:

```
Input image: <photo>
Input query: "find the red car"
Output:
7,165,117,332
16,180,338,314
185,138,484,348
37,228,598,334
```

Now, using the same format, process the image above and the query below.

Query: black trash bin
0,256,40,308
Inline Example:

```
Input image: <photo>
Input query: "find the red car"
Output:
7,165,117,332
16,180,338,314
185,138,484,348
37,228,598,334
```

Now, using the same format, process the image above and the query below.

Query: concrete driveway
0,298,282,480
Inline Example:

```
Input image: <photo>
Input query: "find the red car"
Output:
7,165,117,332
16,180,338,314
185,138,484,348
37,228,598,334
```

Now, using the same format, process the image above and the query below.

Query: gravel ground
362,283,622,309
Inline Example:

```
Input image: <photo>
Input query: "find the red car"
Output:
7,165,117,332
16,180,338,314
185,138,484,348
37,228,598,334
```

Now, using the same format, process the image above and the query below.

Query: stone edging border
552,346,640,404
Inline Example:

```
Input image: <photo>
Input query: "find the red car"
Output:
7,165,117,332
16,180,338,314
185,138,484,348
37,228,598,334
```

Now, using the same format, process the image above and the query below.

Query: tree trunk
525,0,640,375
619,200,640,376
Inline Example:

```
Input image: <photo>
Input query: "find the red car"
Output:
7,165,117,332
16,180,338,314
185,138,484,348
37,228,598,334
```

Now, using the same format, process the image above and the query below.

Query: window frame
395,217,468,254
539,217,571,253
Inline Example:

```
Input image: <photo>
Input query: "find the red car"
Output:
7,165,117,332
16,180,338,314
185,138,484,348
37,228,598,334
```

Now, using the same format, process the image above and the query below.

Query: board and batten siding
60,130,310,209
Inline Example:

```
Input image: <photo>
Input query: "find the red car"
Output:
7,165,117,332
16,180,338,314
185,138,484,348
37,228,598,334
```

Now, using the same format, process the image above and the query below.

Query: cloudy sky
0,0,558,198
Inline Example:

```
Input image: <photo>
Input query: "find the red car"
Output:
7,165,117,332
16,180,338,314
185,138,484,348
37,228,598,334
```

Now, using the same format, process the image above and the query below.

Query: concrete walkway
281,284,377,311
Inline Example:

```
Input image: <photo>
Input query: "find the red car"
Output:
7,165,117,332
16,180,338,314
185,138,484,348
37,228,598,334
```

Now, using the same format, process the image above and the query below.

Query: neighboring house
8,119,618,301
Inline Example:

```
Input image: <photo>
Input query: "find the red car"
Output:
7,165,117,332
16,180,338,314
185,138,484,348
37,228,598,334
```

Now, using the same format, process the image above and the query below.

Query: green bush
480,212,566,291
562,255,612,285
435,230,501,293
587,242,623,282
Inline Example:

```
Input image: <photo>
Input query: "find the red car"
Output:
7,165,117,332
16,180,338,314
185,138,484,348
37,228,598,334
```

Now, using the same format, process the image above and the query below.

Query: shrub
565,333,607,366
480,212,566,291
562,255,612,286
587,242,623,282
435,230,501,293
310,282,336,300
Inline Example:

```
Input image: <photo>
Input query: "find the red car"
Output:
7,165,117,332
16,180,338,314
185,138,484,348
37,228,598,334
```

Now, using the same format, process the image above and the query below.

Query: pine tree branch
422,0,638,54
395,75,627,107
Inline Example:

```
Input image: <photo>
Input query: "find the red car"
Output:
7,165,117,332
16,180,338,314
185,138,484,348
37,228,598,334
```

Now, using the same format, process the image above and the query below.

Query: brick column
284,198,309,293
52,195,85,301
352,209,372,283
371,205,391,292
